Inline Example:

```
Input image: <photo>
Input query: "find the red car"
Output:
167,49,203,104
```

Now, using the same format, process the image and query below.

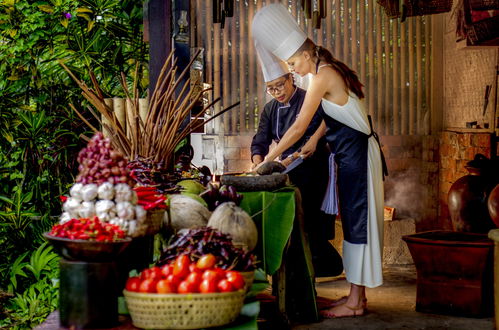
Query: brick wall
438,130,493,228
381,135,439,231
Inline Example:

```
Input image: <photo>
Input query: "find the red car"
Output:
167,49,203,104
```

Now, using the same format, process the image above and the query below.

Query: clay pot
488,184,499,228
448,155,496,233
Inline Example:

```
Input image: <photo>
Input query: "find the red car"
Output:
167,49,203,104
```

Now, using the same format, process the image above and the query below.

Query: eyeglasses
265,79,288,95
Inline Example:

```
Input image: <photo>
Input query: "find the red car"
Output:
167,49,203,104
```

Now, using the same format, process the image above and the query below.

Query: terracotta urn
448,154,496,233
488,184,499,228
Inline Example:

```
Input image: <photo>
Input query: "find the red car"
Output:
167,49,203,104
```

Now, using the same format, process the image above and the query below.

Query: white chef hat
255,40,289,82
252,3,307,61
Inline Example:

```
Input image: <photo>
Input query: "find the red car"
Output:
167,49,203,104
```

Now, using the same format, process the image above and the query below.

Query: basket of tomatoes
123,254,247,329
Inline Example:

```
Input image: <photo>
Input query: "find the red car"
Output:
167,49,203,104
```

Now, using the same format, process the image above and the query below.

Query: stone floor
290,265,494,330
36,265,495,330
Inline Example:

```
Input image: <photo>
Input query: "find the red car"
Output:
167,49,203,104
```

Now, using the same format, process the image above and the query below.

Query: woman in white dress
252,4,387,318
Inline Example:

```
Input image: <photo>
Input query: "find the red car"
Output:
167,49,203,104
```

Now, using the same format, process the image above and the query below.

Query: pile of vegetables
128,158,180,194
125,254,245,294
49,217,126,242
200,183,243,211
134,186,167,211
157,227,256,272
59,132,148,237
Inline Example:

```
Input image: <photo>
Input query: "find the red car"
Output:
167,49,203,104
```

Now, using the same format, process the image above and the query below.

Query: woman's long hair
296,39,364,99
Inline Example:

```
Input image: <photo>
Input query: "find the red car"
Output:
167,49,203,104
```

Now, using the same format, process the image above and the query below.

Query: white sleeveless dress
321,95,384,288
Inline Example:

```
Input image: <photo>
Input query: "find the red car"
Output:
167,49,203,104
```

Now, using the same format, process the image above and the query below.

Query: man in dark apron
251,42,342,278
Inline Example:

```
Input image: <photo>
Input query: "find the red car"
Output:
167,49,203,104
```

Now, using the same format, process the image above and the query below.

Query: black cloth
319,108,369,244
251,87,343,277
251,87,324,160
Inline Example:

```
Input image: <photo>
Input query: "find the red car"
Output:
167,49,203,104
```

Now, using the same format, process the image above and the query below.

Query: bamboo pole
213,15,222,134
359,0,366,87
424,16,432,134
343,0,350,64
335,0,341,58
376,4,383,134
368,0,374,118
239,0,247,133
384,16,391,135
400,20,407,135
206,0,213,84
223,19,230,133
256,0,264,128
326,0,332,51
102,98,113,138
408,17,415,134
231,8,238,133
416,18,422,134
248,0,256,131
392,18,399,135
351,0,358,72
113,97,126,135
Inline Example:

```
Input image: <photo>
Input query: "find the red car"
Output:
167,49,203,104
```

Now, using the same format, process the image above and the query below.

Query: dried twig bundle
59,49,228,168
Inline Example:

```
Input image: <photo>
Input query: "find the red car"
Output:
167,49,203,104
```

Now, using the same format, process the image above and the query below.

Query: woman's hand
300,139,317,158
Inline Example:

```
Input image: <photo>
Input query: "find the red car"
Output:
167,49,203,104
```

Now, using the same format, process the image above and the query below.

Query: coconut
169,194,211,231
207,202,258,251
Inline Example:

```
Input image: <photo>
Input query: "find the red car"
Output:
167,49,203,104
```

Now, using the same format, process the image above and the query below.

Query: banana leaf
239,189,295,275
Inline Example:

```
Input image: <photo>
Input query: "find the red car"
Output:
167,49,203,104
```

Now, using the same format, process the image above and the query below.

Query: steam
385,170,424,221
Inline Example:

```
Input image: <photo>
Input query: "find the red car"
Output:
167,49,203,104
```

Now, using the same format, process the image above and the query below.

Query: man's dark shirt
251,87,324,160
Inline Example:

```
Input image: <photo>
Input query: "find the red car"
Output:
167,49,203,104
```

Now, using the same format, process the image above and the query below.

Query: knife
283,155,305,174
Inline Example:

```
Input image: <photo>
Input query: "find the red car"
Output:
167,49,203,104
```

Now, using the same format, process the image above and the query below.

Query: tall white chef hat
254,40,289,82
252,3,307,61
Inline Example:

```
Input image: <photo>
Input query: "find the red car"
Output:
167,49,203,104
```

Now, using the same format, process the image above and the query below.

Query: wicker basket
123,289,245,329
131,209,165,238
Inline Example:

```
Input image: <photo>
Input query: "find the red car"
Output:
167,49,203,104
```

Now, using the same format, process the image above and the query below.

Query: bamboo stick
214,12,222,135
359,0,366,87
255,0,264,128
424,16,431,134
335,0,341,58
392,18,399,135
231,9,238,133
351,0,357,72
368,0,374,118
326,0,332,51
103,98,113,137
376,4,383,134
400,20,407,135
248,0,255,131
384,16,391,135
239,0,247,133
343,0,350,64
408,17,415,134
416,18,422,134
223,19,230,133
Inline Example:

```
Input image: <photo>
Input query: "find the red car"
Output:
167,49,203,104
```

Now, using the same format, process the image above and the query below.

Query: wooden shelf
457,36,499,49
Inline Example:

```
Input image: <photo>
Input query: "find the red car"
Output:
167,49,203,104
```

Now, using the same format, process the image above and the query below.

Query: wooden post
359,1,366,87
408,18,415,135
400,20,407,135
335,0,341,59
424,16,432,135
351,0,357,72
231,10,238,133
368,0,374,118
248,0,256,131
223,20,230,133
147,0,172,93
384,17,391,135
343,0,349,64
416,18,423,134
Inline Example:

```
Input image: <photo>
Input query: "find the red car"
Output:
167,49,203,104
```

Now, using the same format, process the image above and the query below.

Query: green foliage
0,0,148,327
0,243,59,329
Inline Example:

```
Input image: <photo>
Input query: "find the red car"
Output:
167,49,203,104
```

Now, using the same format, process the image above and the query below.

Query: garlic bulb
60,212,72,224
70,183,84,200
63,198,81,214
97,182,115,200
116,201,135,220
79,201,96,218
81,184,98,201
115,183,133,202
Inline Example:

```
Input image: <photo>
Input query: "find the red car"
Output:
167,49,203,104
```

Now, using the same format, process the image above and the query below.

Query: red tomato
199,278,218,293
189,263,202,273
196,254,216,270
173,255,191,279
217,279,234,293
202,269,224,282
225,271,245,290
140,267,163,281
161,264,174,277
186,272,203,287
139,279,158,293
166,274,182,289
125,276,141,292
156,279,175,293
178,280,198,294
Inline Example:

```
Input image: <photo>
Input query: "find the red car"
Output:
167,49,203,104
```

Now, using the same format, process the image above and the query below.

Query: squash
207,202,258,251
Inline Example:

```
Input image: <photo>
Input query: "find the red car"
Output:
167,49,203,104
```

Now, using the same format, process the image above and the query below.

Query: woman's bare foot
319,302,365,319
317,296,367,310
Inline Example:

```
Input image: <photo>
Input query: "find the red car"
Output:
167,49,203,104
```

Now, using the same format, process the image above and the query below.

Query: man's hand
251,154,264,171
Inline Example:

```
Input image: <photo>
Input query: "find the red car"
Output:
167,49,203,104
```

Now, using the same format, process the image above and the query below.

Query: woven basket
131,209,165,238
123,289,245,329
240,271,255,291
